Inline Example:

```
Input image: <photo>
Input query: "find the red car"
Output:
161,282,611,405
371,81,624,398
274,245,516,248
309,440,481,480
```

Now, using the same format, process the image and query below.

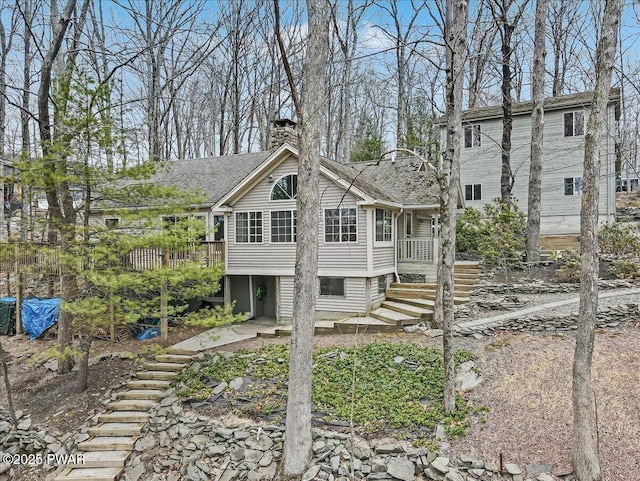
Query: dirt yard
2,324,640,480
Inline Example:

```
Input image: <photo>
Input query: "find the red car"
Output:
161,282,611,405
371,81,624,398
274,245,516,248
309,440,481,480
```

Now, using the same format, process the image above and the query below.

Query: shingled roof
149,151,271,207
437,88,621,124
322,156,439,205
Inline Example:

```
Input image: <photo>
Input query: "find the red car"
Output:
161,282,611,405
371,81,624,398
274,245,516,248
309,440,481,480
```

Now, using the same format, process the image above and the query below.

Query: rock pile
475,278,639,296
123,394,553,481
456,303,639,337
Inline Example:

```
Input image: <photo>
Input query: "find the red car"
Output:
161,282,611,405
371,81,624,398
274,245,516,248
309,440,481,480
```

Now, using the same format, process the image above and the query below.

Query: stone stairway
52,350,196,481
258,262,483,337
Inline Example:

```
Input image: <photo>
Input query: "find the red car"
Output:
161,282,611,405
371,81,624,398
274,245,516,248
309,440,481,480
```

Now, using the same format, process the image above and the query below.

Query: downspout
394,208,403,282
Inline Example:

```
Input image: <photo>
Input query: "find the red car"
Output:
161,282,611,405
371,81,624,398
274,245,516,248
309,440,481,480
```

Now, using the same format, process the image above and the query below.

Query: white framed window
324,208,357,243
465,184,482,201
564,111,584,137
270,174,297,200
464,125,481,148
105,218,119,229
236,211,262,243
375,208,392,242
271,210,296,243
320,277,345,297
564,177,583,196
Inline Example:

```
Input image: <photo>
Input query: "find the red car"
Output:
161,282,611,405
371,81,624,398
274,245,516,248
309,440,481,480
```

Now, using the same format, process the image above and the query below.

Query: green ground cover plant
176,342,475,437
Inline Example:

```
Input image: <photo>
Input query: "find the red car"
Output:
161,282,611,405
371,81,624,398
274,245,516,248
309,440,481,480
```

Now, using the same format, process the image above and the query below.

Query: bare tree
525,0,548,262
487,0,530,206
573,1,622,479
434,0,468,415
468,2,498,109
275,0,329,476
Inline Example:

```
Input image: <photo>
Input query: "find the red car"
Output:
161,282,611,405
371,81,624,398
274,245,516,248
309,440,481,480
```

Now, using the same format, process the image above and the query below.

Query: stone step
126,379,172,390
66,451,130,469
166,347,198,356
98,411,149,424
370,308,419,326
78,436,136,452
117,389,163,401
144,362,186,372
88,422,144,437
381,300,433,319
106,399,157,412
154,354,193,363
54,467,123,481
136,370,178,381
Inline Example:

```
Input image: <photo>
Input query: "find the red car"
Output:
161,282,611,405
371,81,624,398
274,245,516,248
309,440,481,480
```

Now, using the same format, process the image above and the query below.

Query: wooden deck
0,241,225,273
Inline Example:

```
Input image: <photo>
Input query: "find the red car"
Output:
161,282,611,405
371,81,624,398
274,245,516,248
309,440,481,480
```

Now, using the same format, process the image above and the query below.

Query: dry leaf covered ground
451,330,640,481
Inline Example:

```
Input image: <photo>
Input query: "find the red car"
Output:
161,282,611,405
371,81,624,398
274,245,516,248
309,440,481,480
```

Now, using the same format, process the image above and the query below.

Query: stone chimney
269,118,298,150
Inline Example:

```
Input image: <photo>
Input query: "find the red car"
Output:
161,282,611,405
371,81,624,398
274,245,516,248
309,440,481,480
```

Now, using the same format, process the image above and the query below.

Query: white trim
270,209,297,244
249,275,255,319
233,210,264,244
365,208,373,273
321,206,358,245
268,172,298,202
357,200,403,209
373,207,394,247
226,268,372,277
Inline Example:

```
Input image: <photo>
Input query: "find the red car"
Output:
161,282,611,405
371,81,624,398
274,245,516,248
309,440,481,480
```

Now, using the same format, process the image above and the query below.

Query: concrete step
88,422,144,437
370,308,419,326
136,370,178,381
381,300,433,319
106,399,157,412
66,451,130,468
117,389,163,401
98,411,149,424
334,316,399,334
78,436,136,452
155,354,193,363
54,467,123,481
126,379,172,390
144,362,186,372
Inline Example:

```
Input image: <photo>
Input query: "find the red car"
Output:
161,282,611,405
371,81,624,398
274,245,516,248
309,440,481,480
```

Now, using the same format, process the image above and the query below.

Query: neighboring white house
453,89,620,235
92,124,458,322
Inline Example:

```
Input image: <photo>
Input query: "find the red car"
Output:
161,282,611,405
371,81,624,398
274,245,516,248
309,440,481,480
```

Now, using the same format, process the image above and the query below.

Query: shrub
609,258,640,279
599,222,640,257
456,200,526,268
554,250,581,283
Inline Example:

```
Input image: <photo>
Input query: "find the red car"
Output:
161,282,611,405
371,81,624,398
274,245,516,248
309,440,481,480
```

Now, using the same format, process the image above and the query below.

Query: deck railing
397,237,434,262
0,241,225,273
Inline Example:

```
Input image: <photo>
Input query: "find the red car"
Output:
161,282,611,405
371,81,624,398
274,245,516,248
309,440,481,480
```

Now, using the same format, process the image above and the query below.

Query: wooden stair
54,351,194,481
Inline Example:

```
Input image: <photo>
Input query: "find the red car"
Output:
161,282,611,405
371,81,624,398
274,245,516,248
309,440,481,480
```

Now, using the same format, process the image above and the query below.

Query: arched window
270,174,297,200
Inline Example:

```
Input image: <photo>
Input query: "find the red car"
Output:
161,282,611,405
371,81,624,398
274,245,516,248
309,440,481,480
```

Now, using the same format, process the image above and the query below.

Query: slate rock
387,456,414,481
505,463,522,475
302,465,322,480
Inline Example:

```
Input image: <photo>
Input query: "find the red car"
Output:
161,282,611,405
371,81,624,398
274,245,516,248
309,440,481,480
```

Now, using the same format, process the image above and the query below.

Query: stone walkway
456,286,640,334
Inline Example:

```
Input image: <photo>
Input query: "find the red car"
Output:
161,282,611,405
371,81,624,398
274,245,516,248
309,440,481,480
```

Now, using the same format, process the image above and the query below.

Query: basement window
320,277,345,297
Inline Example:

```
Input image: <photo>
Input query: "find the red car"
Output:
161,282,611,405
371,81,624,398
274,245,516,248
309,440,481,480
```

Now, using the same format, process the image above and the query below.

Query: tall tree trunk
434,0,468,415
0,338,17,426
500,21,515,206
573,1,622,480
20,0,33,241
279,0,329,476
525,0,548,262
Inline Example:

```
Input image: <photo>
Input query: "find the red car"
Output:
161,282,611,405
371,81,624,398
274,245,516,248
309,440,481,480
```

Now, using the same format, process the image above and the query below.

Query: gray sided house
94,141,450,322
453,89,620,235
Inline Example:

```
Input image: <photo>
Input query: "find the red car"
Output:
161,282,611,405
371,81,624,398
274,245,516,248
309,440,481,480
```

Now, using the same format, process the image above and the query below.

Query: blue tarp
22,298,61,339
